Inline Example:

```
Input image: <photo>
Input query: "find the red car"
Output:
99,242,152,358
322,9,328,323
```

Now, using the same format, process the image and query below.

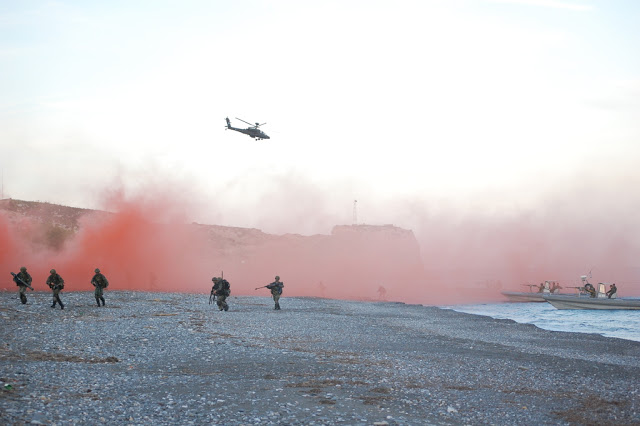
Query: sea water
443,301,640,342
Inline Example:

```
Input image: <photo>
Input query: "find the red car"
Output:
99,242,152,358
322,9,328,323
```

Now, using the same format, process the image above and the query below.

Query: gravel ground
1,290,639,425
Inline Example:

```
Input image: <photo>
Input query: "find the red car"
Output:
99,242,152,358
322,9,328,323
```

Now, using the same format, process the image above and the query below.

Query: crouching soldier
13,266,33,304
212,277,230,311
47,269,65,309
91,268,109,307
266,275,284,310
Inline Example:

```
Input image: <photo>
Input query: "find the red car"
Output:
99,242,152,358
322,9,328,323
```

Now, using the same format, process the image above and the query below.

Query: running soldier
266,275,284,310
47,269,65,310
211,277,230,311
91,268,109,307
13,266,33,304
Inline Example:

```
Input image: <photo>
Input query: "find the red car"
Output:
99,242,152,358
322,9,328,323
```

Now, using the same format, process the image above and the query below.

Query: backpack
215,279,230,296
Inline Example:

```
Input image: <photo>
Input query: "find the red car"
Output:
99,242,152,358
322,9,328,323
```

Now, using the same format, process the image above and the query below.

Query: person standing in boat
583,282,596,297
606,283,617,299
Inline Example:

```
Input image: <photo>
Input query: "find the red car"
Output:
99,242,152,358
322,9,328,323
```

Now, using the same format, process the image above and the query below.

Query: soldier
211,277,230,311
550,281,562,294
583,282,596,298
606,283,617,299
266,275,284,310
46,269,65,310
14,266,33,304
91,268,109,307
377,285,387,301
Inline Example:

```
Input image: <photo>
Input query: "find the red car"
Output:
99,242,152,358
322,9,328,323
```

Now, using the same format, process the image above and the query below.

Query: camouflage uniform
266,276,284,310
91,268,109,307
46,269,65,309
584,283,596,298
14,267,32,304
212,277,230,311
606,283,617,299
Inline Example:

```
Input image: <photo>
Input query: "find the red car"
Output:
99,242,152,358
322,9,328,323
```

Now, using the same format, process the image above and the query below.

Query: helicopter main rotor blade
235,117,254,127
257,122,267,127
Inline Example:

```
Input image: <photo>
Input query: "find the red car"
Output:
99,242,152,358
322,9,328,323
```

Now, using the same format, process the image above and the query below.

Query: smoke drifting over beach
1,167,640,304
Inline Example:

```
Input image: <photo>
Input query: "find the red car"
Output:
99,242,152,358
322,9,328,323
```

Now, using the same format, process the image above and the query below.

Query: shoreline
2,291,639,424
443,302,640,343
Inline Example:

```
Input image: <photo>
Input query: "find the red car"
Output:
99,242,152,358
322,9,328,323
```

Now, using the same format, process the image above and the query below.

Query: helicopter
225,117,270,140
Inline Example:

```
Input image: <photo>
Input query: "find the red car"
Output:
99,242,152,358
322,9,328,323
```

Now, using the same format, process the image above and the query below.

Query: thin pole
353,200,357,225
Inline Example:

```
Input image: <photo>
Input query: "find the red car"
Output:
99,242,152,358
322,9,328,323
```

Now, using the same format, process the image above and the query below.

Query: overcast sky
1,0,639,234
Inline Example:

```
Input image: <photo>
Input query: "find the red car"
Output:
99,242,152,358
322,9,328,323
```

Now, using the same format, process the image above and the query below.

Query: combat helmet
275,275,280,280
20,266,27,272
50,269,56,274
95,268,100,273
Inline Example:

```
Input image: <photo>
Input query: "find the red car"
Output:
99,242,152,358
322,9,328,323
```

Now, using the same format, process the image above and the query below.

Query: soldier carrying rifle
11,267,33,304
91,268,109,307
256,275,284,310
47,269,65,310
211,276,231,311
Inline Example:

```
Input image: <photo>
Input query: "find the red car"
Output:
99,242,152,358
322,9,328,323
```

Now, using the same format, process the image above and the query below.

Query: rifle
255,285,269,290
92,278,107,289
11,272,34,291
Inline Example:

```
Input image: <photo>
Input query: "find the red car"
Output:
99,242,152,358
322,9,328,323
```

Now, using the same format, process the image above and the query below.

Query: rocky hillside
1,199,427,299
0,199,96,231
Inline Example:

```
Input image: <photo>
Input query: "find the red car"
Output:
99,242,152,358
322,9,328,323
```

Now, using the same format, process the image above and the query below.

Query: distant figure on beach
149,272,159,291
13,266,33,304
91,268,109,307
606,283,617,299
47,269,65,310
584,282,596,298
537,283,545,293
212,277,231,311
266,275,284,310
378,285,387,301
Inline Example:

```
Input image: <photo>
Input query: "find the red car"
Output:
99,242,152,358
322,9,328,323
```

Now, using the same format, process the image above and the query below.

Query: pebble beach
1,291,639,425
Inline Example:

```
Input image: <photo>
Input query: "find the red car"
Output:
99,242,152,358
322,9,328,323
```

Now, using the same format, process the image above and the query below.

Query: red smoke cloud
0,195,209,294
0,196,426,301
2,179,639,305
411,194,640,303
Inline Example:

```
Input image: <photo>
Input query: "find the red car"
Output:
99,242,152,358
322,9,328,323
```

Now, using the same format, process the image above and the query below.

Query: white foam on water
443,301,640,342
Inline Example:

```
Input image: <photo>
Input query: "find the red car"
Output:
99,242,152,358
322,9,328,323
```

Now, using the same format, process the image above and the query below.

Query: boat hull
543,295,640,310
501,291,547,302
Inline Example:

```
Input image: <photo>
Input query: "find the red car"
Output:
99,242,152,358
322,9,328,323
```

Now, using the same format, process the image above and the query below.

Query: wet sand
1,291,639,425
